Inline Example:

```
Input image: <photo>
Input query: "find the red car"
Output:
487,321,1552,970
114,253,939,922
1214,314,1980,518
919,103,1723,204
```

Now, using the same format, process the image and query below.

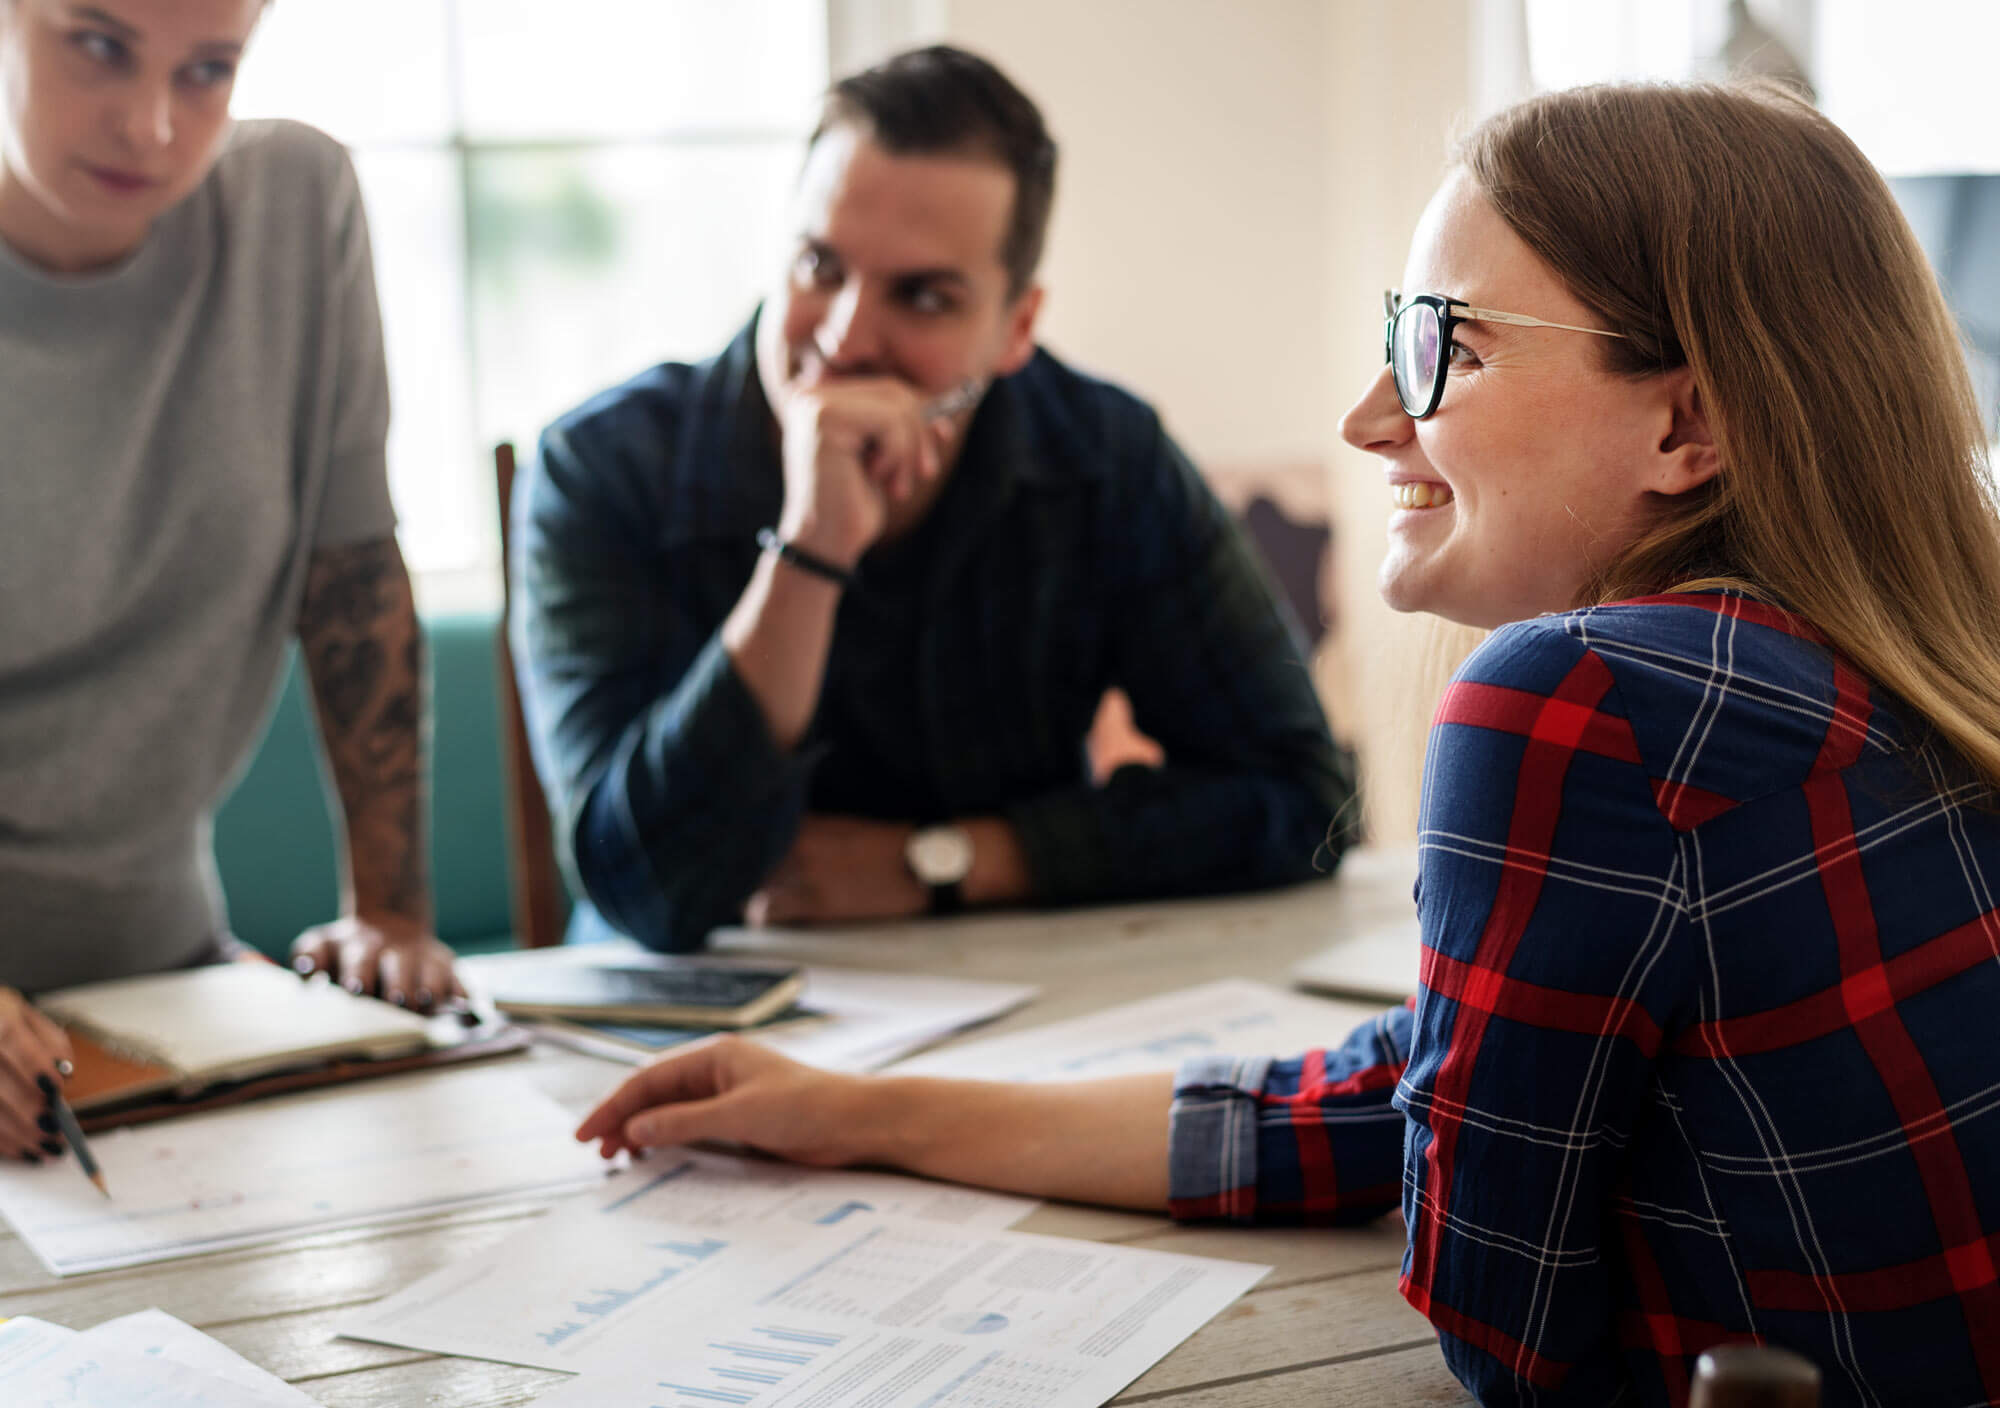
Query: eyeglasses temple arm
1455,305,1625,339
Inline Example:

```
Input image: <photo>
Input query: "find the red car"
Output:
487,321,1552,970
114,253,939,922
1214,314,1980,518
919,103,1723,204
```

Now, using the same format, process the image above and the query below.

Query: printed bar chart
658,1325,846,1403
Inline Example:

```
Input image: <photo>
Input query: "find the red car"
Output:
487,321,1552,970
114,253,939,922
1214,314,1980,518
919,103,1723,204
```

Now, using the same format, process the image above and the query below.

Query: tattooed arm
290,537,461,1011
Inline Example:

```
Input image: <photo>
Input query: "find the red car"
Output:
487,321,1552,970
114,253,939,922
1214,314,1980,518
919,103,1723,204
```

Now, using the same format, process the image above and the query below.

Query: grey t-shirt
0,120,394,992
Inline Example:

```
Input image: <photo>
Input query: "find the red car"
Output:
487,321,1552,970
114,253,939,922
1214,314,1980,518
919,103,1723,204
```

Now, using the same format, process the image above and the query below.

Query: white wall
1323,0,1485,842
835,0,1487,839
932,0,1331,471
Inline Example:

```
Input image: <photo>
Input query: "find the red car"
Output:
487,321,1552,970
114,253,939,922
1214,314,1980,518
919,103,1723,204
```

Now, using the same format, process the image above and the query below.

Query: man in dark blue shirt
512,45,1357,952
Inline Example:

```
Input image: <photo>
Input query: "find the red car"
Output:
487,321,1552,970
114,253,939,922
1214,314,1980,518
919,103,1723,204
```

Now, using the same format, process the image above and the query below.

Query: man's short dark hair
811,45,1058,298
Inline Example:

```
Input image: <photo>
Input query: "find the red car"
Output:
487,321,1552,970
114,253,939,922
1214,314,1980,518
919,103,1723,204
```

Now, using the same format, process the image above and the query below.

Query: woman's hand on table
0,988,74,1163
575,1036,1176,1213
575,1037,880,1167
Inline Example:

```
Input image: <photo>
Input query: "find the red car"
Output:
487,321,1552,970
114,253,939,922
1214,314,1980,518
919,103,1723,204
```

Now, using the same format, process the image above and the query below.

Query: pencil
47,1091,108,1200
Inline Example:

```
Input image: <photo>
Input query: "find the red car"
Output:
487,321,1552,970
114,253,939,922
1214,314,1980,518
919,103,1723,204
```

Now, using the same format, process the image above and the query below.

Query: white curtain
823,0,949,79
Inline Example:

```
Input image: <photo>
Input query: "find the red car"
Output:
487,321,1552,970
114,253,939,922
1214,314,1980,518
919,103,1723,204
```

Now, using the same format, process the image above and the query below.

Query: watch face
907,826,974,886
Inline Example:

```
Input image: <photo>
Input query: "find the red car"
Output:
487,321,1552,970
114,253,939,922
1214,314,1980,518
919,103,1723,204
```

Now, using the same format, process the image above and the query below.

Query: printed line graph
536,1236,728,1348
813,1199,874,1225
600,1161,695,1214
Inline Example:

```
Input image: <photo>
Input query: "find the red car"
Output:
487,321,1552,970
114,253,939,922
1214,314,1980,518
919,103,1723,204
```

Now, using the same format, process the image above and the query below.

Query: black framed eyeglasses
1383,290,1627,419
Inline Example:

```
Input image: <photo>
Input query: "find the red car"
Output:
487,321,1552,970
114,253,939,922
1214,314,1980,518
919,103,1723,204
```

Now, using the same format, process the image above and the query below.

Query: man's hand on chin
746,815,929,925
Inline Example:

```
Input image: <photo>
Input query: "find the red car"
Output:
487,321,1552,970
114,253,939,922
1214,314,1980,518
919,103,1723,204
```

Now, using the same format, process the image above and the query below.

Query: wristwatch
905,824,974,914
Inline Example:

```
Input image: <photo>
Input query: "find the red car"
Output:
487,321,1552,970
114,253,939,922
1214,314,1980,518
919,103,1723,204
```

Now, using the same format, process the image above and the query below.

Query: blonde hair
1461,81,2000,789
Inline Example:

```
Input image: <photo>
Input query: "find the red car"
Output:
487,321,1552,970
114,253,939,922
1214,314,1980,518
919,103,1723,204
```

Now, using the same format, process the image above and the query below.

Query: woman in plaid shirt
579,82,2000,1406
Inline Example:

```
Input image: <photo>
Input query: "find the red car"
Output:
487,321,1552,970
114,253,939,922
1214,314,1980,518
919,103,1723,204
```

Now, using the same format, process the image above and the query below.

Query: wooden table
3,849,1468,1405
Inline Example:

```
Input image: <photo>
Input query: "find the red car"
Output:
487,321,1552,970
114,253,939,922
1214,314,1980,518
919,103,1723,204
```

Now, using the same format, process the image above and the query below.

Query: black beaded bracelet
757,527,856,589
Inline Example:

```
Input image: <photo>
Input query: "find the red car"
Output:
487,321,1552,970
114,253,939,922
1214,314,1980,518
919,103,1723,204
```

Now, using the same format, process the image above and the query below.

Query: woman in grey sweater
0,0,456,1162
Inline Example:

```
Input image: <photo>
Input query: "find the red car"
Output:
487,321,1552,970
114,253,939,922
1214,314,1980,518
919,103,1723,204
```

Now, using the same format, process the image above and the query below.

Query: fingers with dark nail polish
35,1074,55,1100
37,1113,56,1135
39,1140,61,1157
22,1152,40,1166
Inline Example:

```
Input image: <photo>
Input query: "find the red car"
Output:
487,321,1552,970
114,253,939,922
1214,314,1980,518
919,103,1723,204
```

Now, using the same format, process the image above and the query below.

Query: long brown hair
1461,81,2000,788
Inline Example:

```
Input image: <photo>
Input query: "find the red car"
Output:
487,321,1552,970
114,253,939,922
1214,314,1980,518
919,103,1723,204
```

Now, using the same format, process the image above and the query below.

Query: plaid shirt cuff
1168,1007,1412,1227
1166,1052,1274,1222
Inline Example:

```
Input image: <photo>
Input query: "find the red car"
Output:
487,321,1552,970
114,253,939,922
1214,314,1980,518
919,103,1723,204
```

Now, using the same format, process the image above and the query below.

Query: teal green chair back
213,611,546,958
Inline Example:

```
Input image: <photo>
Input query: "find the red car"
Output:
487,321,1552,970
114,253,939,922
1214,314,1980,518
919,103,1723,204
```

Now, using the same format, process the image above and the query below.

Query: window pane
232,0,455,145
1820,0,2000,176
466,143,798,457
1523,0,1699,88
227,0,829,597
353,152,488,576
457,0,828,140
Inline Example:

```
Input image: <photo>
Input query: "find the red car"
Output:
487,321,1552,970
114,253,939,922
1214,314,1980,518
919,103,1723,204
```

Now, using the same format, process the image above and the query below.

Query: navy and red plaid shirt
1169,592,2000,1406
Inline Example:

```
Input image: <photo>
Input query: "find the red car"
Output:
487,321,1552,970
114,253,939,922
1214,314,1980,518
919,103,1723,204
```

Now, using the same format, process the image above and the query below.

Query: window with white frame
1518,0,1999,434
1521,0,1711,88
1818,1,2000,431
231,0,830,604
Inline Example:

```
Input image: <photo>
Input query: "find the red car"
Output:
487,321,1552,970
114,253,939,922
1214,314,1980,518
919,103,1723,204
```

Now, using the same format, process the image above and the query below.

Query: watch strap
756,527,855,589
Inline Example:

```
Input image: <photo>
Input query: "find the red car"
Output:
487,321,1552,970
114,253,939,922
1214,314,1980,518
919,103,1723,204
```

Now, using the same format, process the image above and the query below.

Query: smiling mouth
1392,482,1454,509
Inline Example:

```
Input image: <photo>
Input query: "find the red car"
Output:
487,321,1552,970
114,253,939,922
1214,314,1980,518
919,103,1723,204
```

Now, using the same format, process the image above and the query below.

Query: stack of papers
459,945,1037,1071
339,1148,1266,1408
0,1065,606,1275
761,965,1039,1069
891,978,1393,1083
338,1147,1041,1367
0,1310,314,1407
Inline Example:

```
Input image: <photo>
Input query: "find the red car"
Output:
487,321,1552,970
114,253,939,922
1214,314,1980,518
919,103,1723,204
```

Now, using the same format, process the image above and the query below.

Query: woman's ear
1651,367,1721,497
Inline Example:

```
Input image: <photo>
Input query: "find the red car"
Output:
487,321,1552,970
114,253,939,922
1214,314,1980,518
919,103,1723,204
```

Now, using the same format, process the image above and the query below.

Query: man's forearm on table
1009,767,1340,905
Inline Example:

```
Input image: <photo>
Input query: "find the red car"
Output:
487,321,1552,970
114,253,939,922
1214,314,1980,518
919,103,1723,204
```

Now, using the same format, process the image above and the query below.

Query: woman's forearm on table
852,1071,1175,1211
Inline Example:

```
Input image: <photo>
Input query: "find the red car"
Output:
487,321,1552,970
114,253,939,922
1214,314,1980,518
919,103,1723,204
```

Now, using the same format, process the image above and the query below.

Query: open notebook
38,963,436,1113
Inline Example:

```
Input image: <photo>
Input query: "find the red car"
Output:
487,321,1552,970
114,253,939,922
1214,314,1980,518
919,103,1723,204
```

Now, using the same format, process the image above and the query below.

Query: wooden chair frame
494,443,565,947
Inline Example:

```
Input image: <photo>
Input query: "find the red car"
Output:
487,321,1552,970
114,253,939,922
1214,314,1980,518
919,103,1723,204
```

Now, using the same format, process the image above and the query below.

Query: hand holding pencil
44,1068,109,1200
0,986,73,1163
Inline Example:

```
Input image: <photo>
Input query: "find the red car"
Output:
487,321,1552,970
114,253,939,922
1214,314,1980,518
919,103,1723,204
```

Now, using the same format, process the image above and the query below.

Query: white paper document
889,978,1392,1084
0,1311,312,1407
458,945,1038,1072
73,1309,318,1405
0,1065,606,1275
336,1147,1037,1369
759,967,1039,1070
573,1148,1039,1231
342,1168,1263,1408
532,1224,1268,1408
